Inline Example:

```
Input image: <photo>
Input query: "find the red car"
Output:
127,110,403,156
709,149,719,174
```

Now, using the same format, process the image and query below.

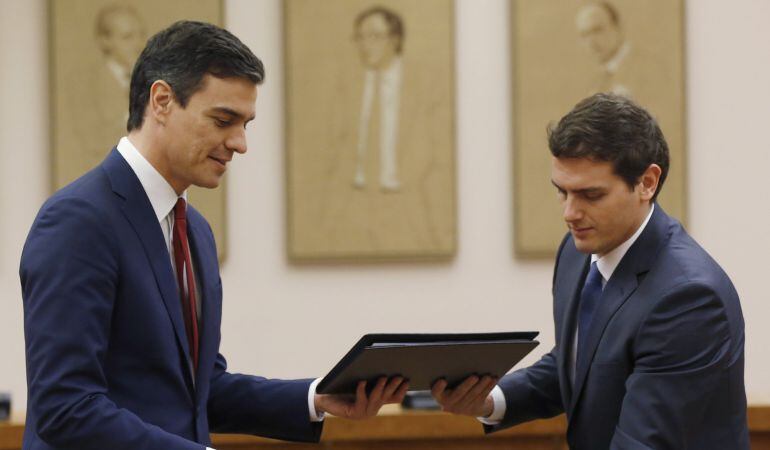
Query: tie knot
174,198,186,222
586,261,603,289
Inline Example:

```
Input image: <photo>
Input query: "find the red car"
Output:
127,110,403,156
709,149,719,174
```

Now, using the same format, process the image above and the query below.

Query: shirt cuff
308,378,325,422
477,385,506,425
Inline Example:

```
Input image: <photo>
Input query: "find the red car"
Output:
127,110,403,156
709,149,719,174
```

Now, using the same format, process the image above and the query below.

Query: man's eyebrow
210,106,255,122
550,180,605,194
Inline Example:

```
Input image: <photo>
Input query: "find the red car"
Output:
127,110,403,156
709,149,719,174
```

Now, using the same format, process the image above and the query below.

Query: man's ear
638,164,662,202
148,80,174,125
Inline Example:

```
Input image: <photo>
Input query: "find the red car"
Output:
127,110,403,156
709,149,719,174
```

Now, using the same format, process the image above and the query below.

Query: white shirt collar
364,56,402,82
591,203,654,283
116,136,185,223
605,41,630,75
105,57,131,90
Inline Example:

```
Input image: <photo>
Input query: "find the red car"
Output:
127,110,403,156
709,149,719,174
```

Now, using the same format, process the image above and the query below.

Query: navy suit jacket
20,150,322,449
489,206,748,449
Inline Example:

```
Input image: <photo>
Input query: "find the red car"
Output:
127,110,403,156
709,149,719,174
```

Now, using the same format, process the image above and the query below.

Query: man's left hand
314,376,409,419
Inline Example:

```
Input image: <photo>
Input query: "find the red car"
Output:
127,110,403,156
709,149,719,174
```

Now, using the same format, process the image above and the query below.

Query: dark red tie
172,198,199,370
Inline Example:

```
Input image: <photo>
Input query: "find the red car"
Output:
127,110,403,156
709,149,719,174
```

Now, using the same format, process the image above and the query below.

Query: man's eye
214,118,231,127
556,190,566,200
585,192,604,201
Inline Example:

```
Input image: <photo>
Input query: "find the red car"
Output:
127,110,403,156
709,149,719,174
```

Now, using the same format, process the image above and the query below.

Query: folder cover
317,332,539,395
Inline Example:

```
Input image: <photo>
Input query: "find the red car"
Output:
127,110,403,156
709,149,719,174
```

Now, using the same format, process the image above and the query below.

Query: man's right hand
315,376,409,420
431,375,498,418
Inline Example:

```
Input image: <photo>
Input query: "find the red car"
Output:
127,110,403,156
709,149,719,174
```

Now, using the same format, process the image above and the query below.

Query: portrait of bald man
53,3,148,187
511,0,686,256
575,1,632,96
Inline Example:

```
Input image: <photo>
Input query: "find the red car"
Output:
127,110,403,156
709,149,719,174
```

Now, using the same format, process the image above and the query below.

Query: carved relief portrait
50,0,227,259
512,0,686,257
285,0,456,261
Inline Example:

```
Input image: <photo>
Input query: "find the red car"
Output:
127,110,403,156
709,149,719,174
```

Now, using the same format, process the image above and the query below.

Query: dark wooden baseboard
1,406,768,450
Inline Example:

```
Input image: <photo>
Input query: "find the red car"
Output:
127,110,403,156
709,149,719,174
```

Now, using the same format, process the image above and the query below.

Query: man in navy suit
432,93,749,448
20,21,407,450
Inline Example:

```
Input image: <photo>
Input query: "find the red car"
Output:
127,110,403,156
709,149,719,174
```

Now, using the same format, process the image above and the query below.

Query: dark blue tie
577,261,603,365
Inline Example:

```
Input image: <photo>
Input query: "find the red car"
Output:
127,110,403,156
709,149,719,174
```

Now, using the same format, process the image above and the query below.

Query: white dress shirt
116,137,323,449
481,205,655,424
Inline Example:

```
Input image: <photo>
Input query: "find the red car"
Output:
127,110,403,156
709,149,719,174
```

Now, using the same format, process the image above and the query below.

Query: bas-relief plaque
285,0,457,262
512,0,686,257
50,0,227,259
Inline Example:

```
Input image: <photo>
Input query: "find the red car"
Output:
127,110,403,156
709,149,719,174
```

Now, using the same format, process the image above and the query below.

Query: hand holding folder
314,376,409,420
431,374,499,417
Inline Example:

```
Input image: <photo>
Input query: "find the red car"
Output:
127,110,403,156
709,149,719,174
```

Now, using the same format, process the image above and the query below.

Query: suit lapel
556,253,590,412
569,205,673,413
570,265,639,411
102,149,195,389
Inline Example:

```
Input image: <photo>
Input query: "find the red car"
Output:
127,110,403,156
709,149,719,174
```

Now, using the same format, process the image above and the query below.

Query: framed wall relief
50,0,227,260
285,0,457,262
512,0,686,257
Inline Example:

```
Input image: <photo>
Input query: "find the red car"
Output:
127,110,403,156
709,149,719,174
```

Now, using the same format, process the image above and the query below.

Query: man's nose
226,127,247,155
563,196,583,222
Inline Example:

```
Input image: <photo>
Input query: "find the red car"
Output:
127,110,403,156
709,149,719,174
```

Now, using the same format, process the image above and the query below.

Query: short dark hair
354,6,405,53
548,93,669,201
127,20,264,131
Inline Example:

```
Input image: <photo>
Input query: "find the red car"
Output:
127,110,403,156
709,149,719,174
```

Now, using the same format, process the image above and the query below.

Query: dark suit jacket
489,206,748,449
20,149,322,449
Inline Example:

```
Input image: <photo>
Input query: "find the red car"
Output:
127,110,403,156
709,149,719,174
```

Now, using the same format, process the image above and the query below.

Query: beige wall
0,0,768,415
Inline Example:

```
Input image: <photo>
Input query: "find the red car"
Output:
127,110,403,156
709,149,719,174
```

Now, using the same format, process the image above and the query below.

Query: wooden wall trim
750,406,770,432
1,406,767,449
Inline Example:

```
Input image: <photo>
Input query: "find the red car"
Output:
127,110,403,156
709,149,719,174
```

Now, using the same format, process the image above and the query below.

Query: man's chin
193,177,222,190
572,237,596,255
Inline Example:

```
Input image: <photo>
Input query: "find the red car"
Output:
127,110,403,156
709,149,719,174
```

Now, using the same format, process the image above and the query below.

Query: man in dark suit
20,21,407,450
432,93,749,448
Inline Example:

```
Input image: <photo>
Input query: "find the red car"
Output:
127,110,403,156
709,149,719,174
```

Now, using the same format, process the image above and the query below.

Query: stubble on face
551,157,649,257
161,75,258,193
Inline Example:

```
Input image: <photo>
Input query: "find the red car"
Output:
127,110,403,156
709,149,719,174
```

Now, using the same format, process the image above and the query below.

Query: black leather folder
317,332,539,395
